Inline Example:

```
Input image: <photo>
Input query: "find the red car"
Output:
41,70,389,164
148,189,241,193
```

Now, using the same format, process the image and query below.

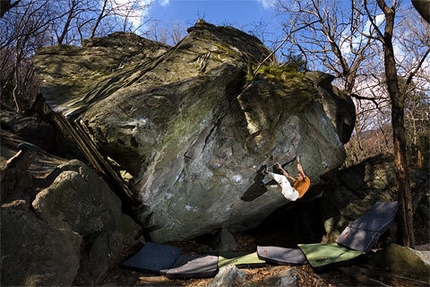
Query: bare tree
1,0,21,18
1,0,51,112
276,0,429,246
144,19,186,45
90,0,110,38
404,85,430,169
1,0,156,112
276,0,376,94
365,0,429,247
144,20,169,44
168,21,187,45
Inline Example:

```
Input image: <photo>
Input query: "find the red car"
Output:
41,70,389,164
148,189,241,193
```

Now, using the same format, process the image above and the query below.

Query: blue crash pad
336,201,397,253
121,242,182,274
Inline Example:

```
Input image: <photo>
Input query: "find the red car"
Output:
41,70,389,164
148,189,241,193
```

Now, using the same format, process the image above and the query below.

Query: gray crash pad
257,246,308,265
166,254,219,279
121,242,182,274
336,201,397,253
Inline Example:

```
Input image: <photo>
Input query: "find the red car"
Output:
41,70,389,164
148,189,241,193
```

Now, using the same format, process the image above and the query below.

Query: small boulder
1,205,81,286
32,159,122,236
209,265,247,287
75,231,124,286
369,243,430,282
205,228,238,251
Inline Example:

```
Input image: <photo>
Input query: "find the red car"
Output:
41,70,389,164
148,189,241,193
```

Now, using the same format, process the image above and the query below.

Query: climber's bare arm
276,163,295,181
296,156,306,178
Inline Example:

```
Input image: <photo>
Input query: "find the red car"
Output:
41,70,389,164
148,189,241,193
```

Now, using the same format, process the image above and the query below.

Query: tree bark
376,0,415,248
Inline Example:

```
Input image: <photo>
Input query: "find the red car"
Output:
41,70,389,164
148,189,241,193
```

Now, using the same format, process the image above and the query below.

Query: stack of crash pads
121,243,267,279
256,201,398,271
121,201,397,277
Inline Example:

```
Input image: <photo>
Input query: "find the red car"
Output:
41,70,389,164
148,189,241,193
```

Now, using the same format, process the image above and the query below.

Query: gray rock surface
369,243,430,282
32,159,123,236
1,204,82,286
319,154,429,243
209,265,246,287
34,21,355,242
412,0,430,23
0,132,142,286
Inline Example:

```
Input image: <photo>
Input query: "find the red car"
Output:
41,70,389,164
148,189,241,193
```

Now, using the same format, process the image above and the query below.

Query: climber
263,155,310,201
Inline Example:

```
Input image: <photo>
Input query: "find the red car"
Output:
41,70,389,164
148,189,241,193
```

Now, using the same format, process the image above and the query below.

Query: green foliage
244,63,318,116
246,63,304,83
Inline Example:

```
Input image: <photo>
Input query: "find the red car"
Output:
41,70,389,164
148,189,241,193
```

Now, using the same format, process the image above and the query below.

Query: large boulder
34,21,355,242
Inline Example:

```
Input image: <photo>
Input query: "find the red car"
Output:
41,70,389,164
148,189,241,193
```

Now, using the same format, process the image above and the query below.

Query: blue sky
148,0,276,26
145,0,282,46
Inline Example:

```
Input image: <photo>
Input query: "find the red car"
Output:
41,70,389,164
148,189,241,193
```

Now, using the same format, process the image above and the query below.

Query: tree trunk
90,0,108,38
392,98,414,248
58,0,77,45
376,0,415,248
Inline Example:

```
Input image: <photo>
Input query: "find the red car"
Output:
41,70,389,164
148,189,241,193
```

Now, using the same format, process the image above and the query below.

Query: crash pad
298,243,364,271
336,201,397,253
257,246,308,265
166,254,219,279
121,242,182,274
218,251,267,268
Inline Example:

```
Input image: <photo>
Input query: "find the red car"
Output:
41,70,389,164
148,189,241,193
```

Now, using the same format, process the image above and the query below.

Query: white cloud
112,0,159,29
159,0,170,6
256,0,276,9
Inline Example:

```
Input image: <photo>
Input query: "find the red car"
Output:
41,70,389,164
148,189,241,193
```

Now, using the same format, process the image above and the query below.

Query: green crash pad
218,251,267,268
298,243,364,270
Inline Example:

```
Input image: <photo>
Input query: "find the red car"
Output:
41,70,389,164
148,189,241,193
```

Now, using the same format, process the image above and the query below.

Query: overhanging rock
34,21,355,242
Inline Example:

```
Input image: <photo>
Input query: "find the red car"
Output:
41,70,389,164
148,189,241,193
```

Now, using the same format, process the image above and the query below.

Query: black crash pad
257,246,308,265
336,201,397,253
121,242,182,274
166,254,219,279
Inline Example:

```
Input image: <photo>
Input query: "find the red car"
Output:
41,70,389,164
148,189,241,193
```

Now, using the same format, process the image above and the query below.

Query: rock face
34,21,355,242
0,126,142,286
370,243,430,282
412,0,430,23
32,160,123,236
319,154,429,243
1,202,82,286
